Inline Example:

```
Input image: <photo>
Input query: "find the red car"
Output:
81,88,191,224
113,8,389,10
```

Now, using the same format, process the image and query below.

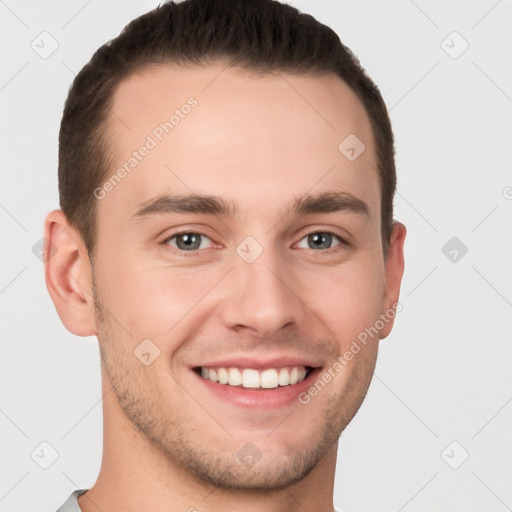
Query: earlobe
43,209,97,337
379,221,406,340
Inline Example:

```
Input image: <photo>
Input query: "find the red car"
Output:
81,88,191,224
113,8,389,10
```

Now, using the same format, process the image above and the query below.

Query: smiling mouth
193,365,314,390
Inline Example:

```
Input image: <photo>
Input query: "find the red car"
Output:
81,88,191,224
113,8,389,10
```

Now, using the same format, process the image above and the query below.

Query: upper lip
192,355,323,370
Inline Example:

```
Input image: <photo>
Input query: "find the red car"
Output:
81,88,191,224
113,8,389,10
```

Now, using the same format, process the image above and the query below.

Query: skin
45,62,406,512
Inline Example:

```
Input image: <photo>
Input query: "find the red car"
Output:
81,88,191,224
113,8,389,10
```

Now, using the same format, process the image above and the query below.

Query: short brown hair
59,0,396,259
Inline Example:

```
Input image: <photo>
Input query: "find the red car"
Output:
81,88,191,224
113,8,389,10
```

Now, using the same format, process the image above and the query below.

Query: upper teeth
200,366,308,389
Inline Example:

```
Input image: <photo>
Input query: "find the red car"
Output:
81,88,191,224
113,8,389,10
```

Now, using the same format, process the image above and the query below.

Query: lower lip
192,368,322,409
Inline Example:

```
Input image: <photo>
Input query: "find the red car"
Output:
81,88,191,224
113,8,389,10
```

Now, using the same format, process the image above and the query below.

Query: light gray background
1,1,511,511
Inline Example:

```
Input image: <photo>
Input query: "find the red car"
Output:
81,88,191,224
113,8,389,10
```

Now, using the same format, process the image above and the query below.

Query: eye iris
309,232,332,250
176,233,201,250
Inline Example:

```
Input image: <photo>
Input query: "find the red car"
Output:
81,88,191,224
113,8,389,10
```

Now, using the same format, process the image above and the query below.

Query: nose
219,245,305,338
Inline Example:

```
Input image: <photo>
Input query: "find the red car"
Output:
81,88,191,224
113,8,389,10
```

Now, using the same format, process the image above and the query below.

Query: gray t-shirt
56,489,343,511
55,490,87,512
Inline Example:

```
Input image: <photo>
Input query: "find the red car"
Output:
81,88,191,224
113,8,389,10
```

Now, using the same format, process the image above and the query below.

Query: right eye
162,232,214,254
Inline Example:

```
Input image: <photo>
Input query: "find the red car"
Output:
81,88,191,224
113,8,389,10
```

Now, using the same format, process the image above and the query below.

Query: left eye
296,231,342,251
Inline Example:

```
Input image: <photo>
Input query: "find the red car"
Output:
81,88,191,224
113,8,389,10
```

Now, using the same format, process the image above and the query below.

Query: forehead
99,62,379,225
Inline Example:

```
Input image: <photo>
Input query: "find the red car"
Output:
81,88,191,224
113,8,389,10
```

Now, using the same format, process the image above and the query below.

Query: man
44,0,406,510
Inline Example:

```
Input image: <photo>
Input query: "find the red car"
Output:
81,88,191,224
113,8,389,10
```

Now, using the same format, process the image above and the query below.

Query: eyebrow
131,191,370,220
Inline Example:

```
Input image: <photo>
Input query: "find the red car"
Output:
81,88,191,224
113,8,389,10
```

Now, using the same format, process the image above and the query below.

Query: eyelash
161,229,348,257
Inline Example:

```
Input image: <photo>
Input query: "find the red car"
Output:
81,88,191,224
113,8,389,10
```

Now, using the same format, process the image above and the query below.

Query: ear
43,209,97,336
379,221,406,339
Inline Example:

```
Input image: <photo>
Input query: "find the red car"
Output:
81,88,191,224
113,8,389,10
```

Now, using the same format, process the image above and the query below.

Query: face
90,62,401,490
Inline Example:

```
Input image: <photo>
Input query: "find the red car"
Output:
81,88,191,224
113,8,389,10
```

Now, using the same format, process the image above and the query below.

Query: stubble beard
92,277,376,492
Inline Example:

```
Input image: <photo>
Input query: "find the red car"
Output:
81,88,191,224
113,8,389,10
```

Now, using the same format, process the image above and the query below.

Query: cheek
94,238,385,349
97,255,224,338
308,257,385,347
